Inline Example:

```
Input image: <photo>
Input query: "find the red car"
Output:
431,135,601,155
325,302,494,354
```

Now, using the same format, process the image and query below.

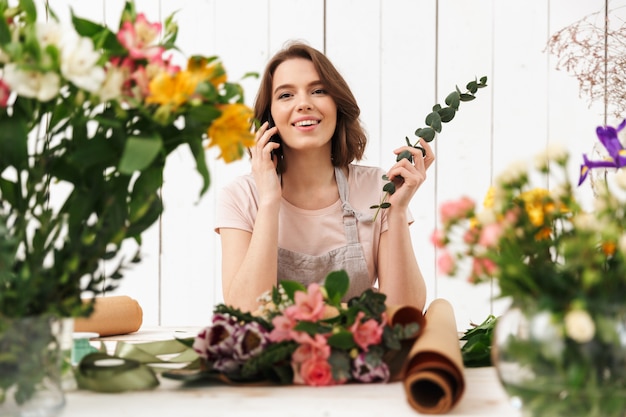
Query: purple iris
579,119,626,186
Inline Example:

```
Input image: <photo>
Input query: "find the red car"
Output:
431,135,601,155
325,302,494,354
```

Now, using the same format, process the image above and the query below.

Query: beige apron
277,167,372,301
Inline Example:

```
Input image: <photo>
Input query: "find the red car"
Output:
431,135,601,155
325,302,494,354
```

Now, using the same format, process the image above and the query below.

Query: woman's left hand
386,139,435,208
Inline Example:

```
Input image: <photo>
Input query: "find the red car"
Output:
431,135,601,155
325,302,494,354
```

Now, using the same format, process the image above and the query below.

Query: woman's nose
296,95,313,111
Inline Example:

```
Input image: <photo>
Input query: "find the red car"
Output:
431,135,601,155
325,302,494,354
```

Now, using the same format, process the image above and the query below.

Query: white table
61,328,522,417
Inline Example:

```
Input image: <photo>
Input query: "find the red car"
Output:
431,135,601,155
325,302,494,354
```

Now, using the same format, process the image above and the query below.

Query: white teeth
294,120,319,127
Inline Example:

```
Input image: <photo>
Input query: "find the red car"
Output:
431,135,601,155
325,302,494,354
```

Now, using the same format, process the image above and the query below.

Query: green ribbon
75,338,199,393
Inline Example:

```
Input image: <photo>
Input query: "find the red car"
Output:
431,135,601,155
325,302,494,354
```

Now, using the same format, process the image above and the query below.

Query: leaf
396,149,413,163
241,341,297,381
19,0,37,23
415,127,435,142
0,114,29,170
328,350,352,382
279,280,306,301
425,111,442,133
445,91,461,110
293,321,321,335
383,182,396,194
438,107,456,123
324,270,350,304
0,10,11,46
71,12,107,38
460,315,497,367
118,134,163,174
327,330,356,350
186,138,211,198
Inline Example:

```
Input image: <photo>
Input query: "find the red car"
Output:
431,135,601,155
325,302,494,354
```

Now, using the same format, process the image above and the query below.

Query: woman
216,41,434,312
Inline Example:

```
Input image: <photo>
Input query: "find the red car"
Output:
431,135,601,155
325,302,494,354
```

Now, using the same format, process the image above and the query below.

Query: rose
297,357,335,386
439,196,475,225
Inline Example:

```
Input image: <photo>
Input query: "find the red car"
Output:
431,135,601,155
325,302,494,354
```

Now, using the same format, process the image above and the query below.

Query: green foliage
240,341,297,384
371,76,488,219
460,315,497,367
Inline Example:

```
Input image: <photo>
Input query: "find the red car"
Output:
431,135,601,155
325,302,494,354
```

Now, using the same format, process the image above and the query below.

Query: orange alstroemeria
146,69,196,110
207,103,255,163
602,241,617,257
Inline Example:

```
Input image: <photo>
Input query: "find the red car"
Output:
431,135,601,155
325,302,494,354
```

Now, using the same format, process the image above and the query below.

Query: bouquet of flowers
0,0,255,319
432,121,626,417
0,0,254,411
191,271,422,386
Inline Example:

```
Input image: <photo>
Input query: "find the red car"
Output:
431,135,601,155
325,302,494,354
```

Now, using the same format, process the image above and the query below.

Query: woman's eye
277,92,291,100
313,88,327,95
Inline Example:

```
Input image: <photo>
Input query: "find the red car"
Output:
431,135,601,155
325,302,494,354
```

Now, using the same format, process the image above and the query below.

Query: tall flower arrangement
432,122,626,417
0,0,255,319
432,139,626,313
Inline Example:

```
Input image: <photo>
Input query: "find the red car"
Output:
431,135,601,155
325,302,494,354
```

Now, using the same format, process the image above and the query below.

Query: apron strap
335,167,374,225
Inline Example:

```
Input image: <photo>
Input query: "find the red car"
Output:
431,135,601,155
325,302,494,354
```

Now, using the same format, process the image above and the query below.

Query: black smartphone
264,111,281,145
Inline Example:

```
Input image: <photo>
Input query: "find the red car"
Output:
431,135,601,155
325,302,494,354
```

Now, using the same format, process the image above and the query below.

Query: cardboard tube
74,296,143,337
402,298,465,414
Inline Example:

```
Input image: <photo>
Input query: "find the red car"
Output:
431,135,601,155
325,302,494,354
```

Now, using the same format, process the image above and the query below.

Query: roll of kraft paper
74,296,143,337
402,298,465,414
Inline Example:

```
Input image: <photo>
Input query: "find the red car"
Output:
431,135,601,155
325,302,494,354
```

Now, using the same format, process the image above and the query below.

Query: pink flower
298,357,336,386
117,13,164,61
268,314,296,342
0,80,10,107
463,227,480,244
439,196,475,224
471,257,497,281
430,229,446,248
479,223,503,247
292,334,331,363
437,250,456,275
349,311,384,351
284,283,325,322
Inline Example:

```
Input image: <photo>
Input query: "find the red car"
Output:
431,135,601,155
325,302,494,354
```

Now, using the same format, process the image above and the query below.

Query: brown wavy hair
254,41,367,173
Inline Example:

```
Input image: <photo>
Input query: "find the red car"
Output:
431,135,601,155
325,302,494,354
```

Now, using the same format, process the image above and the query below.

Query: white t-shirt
215,164,412,285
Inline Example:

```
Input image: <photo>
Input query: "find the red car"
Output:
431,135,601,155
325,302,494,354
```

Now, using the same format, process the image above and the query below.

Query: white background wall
45,0,623,330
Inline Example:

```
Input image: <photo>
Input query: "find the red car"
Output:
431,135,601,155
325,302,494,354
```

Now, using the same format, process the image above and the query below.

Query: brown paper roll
74,296,143,337
402,298,465,414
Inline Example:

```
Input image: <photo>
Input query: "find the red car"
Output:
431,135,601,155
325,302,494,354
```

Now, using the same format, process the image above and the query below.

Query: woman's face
270,58,337,153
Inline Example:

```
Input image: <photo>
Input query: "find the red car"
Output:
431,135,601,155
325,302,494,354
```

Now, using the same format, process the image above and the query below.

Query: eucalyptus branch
371,76,488,221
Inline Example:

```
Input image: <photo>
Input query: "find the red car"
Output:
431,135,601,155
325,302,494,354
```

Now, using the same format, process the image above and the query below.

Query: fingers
393,139,435,168
251,122,280,160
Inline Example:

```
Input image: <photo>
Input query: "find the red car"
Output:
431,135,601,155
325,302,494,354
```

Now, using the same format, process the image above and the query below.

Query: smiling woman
215,41,432,313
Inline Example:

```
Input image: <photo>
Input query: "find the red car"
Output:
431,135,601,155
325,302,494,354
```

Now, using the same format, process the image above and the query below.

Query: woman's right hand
250,121,282,205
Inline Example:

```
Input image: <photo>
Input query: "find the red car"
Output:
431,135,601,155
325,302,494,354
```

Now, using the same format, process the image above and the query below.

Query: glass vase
493,304,626,417
0,315,71,417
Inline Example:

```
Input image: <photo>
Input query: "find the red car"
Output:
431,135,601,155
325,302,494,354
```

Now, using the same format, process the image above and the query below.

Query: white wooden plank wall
42,0,624,329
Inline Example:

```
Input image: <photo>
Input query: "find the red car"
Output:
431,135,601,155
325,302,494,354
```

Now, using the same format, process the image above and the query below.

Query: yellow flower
207,103,254,163
146,70,195,109
187,56,227,88
520,188,551,227
483,186,495,208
